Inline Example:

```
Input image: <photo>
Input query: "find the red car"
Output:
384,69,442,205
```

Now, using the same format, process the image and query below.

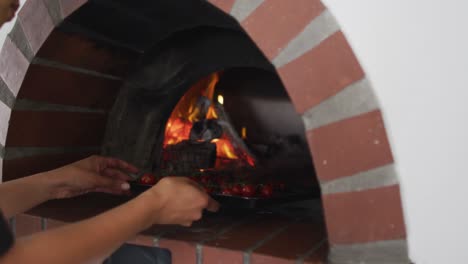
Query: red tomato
231,184,242,195
139,173,157,185
260,184,274,198
200,175,211,185
214,176,225,186
241,184,256,197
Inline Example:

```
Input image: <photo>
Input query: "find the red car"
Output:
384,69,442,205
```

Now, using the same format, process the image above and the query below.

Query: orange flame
163,118,192,147
214,137,238,159
163,72,255,167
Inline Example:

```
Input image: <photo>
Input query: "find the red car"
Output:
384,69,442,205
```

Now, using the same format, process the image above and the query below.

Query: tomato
260,184,274,198
200,175,211,185
241,184,256,197
231,184,242,195
214,176,225,186
139,173,157,185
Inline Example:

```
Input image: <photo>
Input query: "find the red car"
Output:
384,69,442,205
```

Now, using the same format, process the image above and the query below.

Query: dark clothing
0,211,13,257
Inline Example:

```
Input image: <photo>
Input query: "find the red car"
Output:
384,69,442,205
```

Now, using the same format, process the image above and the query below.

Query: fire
163,118,192,147
241,127,247,139
215,136,238,159
217,95,224,105
163,72,255,168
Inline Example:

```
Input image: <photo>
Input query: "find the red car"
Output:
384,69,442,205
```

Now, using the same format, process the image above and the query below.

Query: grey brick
0,77,15,108
329,240,410,264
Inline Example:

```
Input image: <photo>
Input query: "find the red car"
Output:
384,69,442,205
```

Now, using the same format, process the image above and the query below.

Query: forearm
1,192,156,264
0,173,56,218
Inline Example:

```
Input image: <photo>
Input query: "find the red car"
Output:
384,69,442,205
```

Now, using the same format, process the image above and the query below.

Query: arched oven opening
101,26,320,205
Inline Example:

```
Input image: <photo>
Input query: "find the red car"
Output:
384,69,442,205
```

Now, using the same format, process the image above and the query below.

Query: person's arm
0,155,137,218
0,173,58,219
0,177,219,264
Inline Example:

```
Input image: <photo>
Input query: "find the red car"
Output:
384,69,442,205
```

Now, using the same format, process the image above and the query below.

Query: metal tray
129,182,319,209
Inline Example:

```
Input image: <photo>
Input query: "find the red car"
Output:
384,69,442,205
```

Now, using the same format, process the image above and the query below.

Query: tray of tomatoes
130,173,318,209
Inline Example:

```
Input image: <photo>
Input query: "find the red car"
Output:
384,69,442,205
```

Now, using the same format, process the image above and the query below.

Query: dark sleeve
0,211,14,257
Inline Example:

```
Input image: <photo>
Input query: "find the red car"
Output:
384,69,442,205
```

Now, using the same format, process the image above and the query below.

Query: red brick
323,185,406,244
15,214,42,237
203,215,290,251
37,30,135,77
6,111,107,147
2,152,95,181
203,215,291,264
59,0,88,17
252,219,326,262
307,110,393,182
202,247,243,264
303,242,328,264
159,239,197,264
242,0,324,60
19,64,121,109
251,255,294,264
17,0,54,54
279,31,364,114
160,214,243,243
208,0,236,13
0,37,30,96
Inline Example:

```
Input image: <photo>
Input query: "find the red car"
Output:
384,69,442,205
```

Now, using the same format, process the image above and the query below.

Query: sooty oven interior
90,0,320,204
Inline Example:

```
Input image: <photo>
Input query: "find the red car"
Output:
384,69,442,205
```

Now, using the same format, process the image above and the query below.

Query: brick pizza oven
0,0,409,263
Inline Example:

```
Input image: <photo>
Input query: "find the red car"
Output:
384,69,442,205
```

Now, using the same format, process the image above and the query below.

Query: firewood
214,103,257,166
162,140,216,174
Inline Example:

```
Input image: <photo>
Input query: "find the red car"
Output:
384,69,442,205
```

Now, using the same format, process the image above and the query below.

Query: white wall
0,16,14,47
2,1,467,263
321,0,468,263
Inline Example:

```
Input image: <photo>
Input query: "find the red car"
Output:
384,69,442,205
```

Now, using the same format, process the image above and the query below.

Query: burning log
189,118,223,142
214,103,257,166
188,96,211,122
162,140,217,174
162,72,256,169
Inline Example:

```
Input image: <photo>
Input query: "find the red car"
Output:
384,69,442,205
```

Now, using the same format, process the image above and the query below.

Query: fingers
102,157,139,174
178,177,220,212
94,176,130,193
94,186,132,195
185,178,205,192
102,168,133,181
205,197,220,212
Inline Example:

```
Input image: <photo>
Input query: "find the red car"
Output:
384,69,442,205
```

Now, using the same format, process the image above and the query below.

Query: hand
0,0,20,26
142,177,220,227
45,155,139,199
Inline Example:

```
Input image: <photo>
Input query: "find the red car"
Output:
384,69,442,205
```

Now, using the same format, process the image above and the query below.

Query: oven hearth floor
22,193,327,263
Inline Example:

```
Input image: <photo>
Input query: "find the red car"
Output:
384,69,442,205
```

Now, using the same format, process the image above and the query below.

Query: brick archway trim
0,0,409,263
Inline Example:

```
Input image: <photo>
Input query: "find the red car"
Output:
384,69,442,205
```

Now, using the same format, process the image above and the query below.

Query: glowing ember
164,118,192,147
215,137,238,159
